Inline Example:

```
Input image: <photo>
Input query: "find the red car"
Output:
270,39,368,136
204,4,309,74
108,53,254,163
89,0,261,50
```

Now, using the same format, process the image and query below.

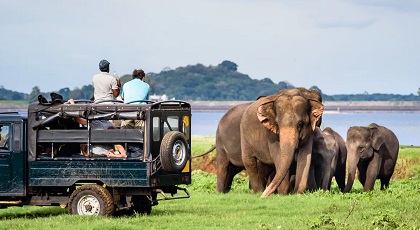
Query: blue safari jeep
0,99,191,216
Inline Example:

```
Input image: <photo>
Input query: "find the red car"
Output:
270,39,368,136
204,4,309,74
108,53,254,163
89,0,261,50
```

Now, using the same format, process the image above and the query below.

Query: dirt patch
192,154,216,174
392,158,420,180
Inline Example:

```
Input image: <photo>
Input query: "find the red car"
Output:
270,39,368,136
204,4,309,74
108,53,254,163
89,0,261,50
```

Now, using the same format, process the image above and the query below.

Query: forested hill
145,61,296,101
125,60,420,101
1,60,420,102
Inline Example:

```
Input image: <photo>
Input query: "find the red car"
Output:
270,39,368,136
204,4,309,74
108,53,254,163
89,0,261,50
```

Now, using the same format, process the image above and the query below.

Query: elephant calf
344,123,399,192
311,127,347,191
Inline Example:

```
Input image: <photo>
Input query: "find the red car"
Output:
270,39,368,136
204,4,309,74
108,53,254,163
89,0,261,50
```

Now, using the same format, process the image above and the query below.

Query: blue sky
1,0,419,95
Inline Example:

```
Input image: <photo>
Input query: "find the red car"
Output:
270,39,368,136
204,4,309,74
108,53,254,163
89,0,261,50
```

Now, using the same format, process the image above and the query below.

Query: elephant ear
309,99,324,131
257,96,278,134
370,127,384,151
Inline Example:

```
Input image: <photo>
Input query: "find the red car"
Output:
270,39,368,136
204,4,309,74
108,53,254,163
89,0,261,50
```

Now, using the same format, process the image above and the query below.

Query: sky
0,0,419,95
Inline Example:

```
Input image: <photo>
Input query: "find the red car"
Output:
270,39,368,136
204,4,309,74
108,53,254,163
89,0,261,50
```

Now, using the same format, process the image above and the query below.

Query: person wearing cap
92,59,121,101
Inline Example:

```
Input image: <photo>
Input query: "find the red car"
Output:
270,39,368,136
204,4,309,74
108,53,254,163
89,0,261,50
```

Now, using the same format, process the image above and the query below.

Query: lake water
191,112,420,146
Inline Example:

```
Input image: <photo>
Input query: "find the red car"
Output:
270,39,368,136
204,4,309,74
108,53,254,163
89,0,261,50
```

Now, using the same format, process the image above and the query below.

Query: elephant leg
288,174,296,193
363,152,382,192
334,162,346,192
307,162,318,192
216,149,235,193
277,171,290,194
357,161,368,187
225,164,245,192
294,141,313,193
380,176,391,190
257,161,275,189
242,146,265,193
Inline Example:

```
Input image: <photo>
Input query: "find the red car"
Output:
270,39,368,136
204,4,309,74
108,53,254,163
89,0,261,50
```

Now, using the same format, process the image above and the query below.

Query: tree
309,86,322,94
81,85,94,99
218,60,238,71
69,88,83,99
58,87,70,100
28,86,41,103
260,78,274,84
418,88,420,96
278,81,294,90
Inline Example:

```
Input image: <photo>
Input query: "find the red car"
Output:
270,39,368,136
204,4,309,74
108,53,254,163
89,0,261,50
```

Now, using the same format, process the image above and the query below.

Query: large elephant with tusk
241,88,324,197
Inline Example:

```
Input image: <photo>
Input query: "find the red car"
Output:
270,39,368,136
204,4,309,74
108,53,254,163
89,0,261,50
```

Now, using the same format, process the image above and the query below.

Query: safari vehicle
0,99,191,216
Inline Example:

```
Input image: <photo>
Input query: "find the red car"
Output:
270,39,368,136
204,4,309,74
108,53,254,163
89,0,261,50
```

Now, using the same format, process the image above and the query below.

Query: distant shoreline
189,101,420,113
1,101,419,113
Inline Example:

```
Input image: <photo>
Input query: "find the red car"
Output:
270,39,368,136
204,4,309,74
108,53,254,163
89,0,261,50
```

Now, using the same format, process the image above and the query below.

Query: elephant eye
297,121,303,128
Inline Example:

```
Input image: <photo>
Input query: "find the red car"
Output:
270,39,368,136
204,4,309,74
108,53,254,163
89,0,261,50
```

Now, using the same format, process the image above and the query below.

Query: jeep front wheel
160,131,189,173
68,184,114,216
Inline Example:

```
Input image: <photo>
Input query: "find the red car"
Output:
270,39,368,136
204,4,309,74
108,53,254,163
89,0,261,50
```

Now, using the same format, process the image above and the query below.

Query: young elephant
344,123,399,192
311,127,347,191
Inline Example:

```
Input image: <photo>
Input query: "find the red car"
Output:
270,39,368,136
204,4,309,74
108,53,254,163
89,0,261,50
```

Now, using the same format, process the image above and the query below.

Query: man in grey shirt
92,59,121,101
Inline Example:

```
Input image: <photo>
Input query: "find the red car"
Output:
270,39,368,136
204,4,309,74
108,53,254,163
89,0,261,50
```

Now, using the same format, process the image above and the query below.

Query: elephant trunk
261,127,297,198
343,154,359,193
320,165,332,190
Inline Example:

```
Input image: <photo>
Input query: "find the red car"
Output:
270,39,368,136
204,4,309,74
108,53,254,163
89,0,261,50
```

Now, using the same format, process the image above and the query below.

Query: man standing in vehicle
92,59,121,101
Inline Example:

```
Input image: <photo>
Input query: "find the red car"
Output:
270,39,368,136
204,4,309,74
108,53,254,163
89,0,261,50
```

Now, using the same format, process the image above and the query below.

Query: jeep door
0,122,25,195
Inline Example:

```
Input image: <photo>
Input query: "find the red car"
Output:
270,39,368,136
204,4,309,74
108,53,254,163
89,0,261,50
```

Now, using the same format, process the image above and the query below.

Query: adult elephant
241,88,324,197
216,101,285,193
343,123,399,192
311,127,347,191
216,88,322,194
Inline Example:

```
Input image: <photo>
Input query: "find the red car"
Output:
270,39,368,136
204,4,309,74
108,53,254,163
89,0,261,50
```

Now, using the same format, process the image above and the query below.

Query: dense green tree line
0,86,27,100
1,61,419,102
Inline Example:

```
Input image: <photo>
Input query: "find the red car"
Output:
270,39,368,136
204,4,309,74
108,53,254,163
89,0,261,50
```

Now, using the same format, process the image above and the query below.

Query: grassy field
0,135,419,230
0,100,28,105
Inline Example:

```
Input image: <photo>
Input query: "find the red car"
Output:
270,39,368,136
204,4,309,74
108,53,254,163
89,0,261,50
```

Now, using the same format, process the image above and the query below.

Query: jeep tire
160,131,189,173
68,184,114,216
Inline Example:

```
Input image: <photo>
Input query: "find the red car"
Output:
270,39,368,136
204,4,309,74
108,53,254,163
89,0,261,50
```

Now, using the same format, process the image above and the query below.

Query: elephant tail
192,145,216,159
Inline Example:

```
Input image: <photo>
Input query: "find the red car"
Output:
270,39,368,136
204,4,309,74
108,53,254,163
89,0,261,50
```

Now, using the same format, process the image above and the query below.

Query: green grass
191,135,215,156
0,175,419,229
0,137,419,229
0,100,28,105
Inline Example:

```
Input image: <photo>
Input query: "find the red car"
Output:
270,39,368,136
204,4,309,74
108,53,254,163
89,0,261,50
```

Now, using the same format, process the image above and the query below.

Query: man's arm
112,78,121,97
68,99,88,125
112,88,120,97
